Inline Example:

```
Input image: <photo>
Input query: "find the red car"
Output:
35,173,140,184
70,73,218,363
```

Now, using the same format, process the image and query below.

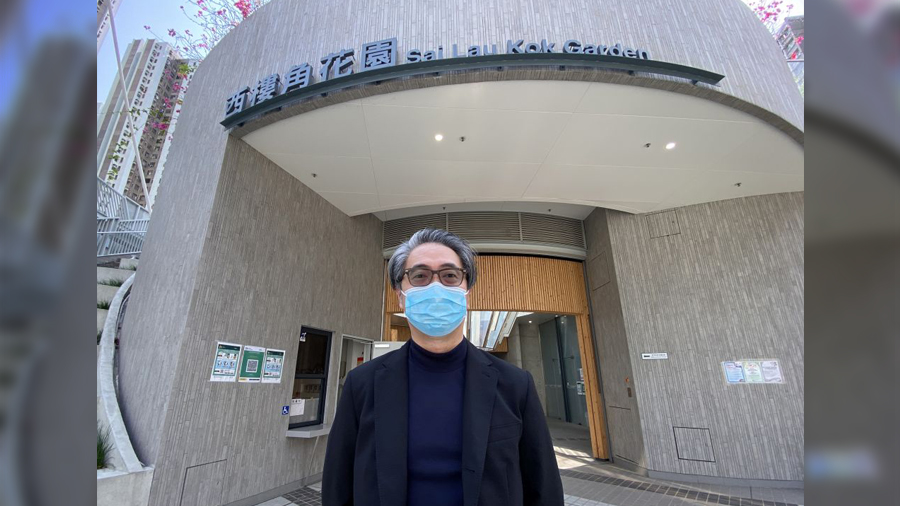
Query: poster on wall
262,348,285,383
238,345,266,383
761,360,784,383
742,360,764,383
210,342,242,382
722,361,745,383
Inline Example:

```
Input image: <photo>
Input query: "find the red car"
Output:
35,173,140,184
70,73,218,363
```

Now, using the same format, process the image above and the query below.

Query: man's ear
395,288,404,312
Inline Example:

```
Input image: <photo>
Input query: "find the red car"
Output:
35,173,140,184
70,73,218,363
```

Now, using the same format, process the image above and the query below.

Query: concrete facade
584,193,804,482
119,136,384,506
115,0,804,503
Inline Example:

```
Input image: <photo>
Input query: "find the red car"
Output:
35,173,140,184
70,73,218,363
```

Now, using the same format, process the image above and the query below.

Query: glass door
557,315,589,426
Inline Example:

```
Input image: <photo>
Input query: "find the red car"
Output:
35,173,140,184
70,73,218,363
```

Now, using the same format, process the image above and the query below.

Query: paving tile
252,498,291,506
269,460,803,506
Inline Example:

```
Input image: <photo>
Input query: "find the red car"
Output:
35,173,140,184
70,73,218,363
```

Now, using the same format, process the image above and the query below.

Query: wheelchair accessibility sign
282,405,290,415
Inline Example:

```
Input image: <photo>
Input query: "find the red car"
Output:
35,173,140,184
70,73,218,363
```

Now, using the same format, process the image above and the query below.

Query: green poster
238,345,266,383
742,360,764,383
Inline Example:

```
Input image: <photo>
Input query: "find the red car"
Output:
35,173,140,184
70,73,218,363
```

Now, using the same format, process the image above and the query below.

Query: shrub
97,300,111,310
99,278,125,287
97,425,114,469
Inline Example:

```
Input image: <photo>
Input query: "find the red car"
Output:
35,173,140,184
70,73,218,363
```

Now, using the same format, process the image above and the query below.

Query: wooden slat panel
385,255,589,314
577,313,609,459
390,325,411,342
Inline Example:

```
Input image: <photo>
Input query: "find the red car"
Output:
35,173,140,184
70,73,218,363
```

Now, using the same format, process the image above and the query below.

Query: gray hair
388,228,477,290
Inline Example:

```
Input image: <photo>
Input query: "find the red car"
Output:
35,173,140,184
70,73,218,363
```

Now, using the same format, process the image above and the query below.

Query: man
322,228,564,506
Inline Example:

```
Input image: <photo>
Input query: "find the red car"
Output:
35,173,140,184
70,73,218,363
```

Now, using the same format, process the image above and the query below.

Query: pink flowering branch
746,0,795,31
143,0,270,61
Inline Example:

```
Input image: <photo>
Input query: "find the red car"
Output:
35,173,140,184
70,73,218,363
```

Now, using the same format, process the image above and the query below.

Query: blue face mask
401,282,469,337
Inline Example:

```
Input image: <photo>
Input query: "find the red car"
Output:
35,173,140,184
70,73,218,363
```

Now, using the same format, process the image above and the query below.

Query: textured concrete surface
584,194,804,481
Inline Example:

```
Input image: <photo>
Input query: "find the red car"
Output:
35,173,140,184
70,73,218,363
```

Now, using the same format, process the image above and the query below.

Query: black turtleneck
407,337,468,506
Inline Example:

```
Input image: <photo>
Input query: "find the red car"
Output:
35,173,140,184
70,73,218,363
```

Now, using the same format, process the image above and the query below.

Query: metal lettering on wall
222,37,725,128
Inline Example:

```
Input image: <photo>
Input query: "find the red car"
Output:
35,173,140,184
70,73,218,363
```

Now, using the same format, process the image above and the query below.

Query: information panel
238,345,266,383
210,342,242,382
262,348,285,384
761,360,784,383
722,361,746,384
743,360,764,383
722,359,784,384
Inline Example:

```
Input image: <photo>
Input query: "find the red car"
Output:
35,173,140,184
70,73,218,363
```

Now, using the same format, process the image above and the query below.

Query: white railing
97,218,150,258
97,177,150,258
97,177,149,220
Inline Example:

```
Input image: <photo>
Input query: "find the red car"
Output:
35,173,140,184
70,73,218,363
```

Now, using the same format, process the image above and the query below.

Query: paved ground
255,419,804,506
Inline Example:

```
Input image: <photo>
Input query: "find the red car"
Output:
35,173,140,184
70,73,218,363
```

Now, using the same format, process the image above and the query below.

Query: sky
95,0,805,105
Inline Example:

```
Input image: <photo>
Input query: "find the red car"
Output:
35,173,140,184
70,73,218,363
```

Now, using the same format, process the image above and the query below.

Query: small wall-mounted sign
722,359,784,384
641,352,668,360
263,348,285,384
282,405,290,415
209,341,242,382
238,345,266,383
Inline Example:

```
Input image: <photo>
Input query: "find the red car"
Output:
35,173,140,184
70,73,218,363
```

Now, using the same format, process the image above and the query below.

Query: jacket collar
374,337,499,506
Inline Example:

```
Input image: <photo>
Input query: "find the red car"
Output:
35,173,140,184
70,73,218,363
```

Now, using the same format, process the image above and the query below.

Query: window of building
289,326,333,429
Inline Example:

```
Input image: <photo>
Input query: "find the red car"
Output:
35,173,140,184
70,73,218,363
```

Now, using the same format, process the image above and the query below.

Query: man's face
396,242,469,312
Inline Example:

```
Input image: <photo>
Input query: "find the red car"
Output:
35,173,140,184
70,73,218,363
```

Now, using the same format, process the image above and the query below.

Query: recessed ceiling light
528,321,533,324
665,142,677,150
434,134,443,141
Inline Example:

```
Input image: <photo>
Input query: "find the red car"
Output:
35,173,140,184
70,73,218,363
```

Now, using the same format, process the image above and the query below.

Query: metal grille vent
383,211,585,253
383,213,446,248
520,213,586,248
449,212,520,242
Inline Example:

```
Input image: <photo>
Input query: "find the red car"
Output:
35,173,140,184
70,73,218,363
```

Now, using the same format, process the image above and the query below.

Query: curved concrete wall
216,0,803,139
118,0,804,504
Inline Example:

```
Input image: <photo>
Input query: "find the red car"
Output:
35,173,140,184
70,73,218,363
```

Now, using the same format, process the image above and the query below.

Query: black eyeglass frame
402,267,468,287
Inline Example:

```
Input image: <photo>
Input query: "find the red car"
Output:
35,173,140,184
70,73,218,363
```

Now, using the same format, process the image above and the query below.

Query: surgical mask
401,282,468,337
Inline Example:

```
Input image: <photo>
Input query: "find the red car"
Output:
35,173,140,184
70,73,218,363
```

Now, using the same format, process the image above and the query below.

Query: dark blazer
321,337,565,506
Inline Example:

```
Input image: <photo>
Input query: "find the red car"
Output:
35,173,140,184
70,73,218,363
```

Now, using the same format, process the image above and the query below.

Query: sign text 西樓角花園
223,37,659,123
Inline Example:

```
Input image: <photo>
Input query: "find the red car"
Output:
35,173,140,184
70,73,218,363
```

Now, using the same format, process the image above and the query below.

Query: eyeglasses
403,266,467,287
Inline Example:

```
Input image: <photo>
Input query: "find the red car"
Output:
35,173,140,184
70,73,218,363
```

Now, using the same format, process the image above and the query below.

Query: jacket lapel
373,338,499,506
461,338,499,506
374,341,410,506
